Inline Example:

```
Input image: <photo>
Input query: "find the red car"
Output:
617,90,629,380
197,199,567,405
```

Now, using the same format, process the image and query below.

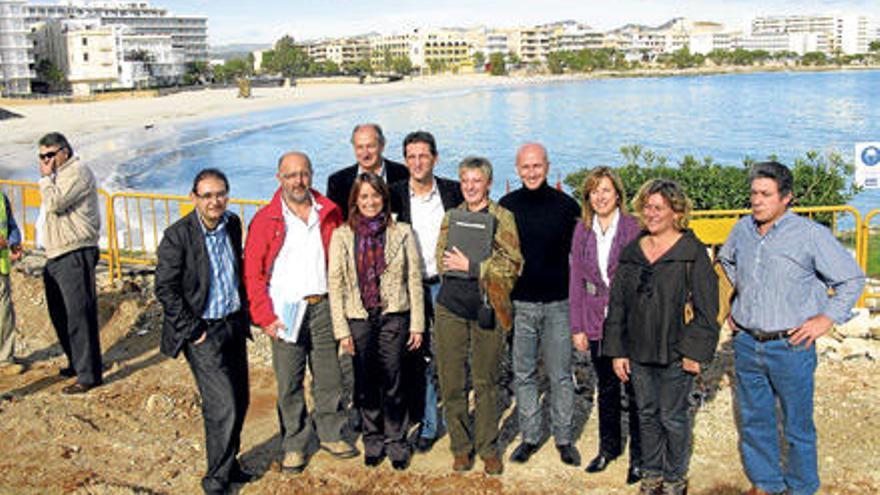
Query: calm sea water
13,70,880,215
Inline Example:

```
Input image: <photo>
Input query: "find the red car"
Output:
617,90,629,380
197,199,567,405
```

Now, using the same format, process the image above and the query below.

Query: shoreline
1,64,878,180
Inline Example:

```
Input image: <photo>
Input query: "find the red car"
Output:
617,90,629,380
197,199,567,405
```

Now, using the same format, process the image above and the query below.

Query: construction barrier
0,179,875,307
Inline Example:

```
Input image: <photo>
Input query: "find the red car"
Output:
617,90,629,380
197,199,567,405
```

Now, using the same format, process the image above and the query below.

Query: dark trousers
590,341,641,465
183,317,250,494
630,360,695,482
434,304,504,459
349,311,410,462
43,247,102,386
272,300,346,454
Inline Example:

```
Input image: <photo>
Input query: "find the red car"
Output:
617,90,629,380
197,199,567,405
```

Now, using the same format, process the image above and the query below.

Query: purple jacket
569,212,640,340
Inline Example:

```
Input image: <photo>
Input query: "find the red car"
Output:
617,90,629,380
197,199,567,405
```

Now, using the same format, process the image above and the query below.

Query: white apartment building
737,31,827,55
546,21,604,52
32,18,117,96
0,0,32,95
118,28,184,87
751,14,879,54
26,1,207,62
32,18,183,94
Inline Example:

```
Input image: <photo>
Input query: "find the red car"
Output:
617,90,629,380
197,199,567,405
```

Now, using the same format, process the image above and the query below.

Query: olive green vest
0,196,9,275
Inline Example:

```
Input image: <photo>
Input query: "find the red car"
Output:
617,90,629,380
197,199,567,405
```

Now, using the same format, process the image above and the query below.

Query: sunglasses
39,149,62,161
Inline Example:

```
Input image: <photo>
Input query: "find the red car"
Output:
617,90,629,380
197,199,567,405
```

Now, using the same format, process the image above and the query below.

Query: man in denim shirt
718,161,865,495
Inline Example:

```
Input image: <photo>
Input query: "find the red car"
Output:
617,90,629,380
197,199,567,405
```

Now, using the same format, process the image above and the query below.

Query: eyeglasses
194,191,228,201
39,149,62,161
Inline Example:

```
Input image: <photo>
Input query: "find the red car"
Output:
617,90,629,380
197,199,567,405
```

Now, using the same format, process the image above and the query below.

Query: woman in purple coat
569,167,642,483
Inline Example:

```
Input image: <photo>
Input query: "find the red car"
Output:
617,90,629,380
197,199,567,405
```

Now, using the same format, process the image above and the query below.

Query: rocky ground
1,263,878,495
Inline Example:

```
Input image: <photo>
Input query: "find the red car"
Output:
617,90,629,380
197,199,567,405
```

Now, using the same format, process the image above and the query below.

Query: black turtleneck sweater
499,182,580,303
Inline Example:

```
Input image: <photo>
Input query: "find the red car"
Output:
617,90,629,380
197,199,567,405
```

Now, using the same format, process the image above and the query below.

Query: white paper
277,299,307,344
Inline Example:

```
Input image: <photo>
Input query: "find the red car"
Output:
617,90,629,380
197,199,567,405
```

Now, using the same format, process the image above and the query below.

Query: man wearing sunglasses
37,132,103,394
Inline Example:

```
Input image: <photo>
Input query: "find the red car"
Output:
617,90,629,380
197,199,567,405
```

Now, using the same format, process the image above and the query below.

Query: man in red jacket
244,151,357,474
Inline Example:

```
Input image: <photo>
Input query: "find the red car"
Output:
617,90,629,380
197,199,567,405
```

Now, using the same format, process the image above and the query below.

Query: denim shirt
199,212,241,319
718,211,865,332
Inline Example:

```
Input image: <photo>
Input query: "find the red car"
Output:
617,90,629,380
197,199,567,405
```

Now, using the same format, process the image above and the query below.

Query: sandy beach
0,74,525,178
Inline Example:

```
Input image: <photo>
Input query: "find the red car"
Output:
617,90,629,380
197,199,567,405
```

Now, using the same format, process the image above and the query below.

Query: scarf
355,213,387,310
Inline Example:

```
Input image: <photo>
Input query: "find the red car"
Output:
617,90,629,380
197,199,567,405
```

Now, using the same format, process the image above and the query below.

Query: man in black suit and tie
389,131,463,453
155,169,252,495
326,123,409,219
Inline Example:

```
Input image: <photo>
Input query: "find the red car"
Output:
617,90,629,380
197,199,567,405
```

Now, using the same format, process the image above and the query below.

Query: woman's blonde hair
580,166,627,227
631,179,692,231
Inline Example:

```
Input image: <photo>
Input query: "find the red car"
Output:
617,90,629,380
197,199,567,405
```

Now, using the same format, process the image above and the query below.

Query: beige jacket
328,221,424,340
38,156,101,259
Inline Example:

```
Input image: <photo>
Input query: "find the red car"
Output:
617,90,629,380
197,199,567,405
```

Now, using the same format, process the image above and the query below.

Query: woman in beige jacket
328,173,423,470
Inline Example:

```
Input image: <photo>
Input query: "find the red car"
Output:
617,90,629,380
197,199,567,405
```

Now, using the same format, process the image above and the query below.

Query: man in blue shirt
718,161,865,495
156,169,253,495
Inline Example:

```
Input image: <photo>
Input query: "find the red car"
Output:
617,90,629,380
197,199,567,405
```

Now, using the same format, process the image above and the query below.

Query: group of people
5,128,865,495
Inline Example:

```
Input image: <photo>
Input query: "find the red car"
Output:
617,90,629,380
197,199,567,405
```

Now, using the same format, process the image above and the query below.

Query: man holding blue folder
244,151,358,474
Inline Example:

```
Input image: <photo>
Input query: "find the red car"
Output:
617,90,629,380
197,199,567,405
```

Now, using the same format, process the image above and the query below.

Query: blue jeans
420,282,445,439
512,299,574,445
734,331,819,495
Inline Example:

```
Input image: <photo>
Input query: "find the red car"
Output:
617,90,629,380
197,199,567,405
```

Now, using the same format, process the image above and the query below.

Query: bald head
277,151,313,172
515,143,550,191
277,151,313,205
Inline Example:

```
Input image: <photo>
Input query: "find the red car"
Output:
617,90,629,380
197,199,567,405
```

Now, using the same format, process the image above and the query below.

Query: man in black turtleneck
499,143,581,467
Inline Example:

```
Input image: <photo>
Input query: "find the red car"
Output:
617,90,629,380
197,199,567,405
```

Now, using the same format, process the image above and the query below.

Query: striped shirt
718,211,865,332
200,212,241,320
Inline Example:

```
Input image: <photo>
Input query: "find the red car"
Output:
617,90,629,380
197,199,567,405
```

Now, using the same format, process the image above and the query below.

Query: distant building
32,17,184,94
0,0,33,95
545,21,604,52
368,29,474,74
26,1,208,63
32,18,117,96
751,14,879,54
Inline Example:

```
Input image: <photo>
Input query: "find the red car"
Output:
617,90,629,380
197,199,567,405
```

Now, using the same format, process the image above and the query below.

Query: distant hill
210,43,272,61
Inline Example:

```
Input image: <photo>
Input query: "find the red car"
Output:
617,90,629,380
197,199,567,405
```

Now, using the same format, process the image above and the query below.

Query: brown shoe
452,453,474,472
482,456,503,475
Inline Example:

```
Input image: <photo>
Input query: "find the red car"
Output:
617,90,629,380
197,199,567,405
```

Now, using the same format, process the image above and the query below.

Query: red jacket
244,188,342,328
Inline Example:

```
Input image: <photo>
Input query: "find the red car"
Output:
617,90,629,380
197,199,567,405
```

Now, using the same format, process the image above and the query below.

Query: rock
816,338,841,357
144,393,174,416
834,308,872,339
838,338,880,360
870,327,880,341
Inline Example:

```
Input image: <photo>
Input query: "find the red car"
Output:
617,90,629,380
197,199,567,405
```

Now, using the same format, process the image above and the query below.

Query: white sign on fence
855,142,880,189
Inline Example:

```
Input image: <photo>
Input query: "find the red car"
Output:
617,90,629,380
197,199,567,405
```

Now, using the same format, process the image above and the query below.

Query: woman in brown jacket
328,173,424,470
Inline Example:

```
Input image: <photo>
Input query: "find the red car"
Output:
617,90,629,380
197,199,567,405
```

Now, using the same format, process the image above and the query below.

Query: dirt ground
0,269,877,495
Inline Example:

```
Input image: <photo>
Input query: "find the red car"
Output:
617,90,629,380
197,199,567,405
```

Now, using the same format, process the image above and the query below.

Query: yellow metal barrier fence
1,179,874,307
860,209,880,307
107,192,267,279
0,179,117,270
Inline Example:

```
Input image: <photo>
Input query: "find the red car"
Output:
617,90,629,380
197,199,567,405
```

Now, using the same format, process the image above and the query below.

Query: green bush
563,145,859,211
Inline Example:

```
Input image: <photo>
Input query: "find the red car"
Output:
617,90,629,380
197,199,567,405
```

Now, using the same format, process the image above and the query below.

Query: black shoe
364,454,385,467
391,458,409,471
557,444,581,466
626,466,642,485
509,442,539,464
61,382,97,395
585,453,616,473
229,467,255,484
415,436,435,453
59,366,76,377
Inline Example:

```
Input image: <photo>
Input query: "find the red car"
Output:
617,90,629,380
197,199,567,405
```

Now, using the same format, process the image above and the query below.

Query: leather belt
737,324,789,343
304,294,327,305
203,309,242,325
423,275,441,285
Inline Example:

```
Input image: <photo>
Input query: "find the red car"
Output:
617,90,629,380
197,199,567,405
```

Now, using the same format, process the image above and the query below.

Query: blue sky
159,0,877,45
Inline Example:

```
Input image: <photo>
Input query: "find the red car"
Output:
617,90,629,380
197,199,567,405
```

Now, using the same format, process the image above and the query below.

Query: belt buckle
305,294,325,305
